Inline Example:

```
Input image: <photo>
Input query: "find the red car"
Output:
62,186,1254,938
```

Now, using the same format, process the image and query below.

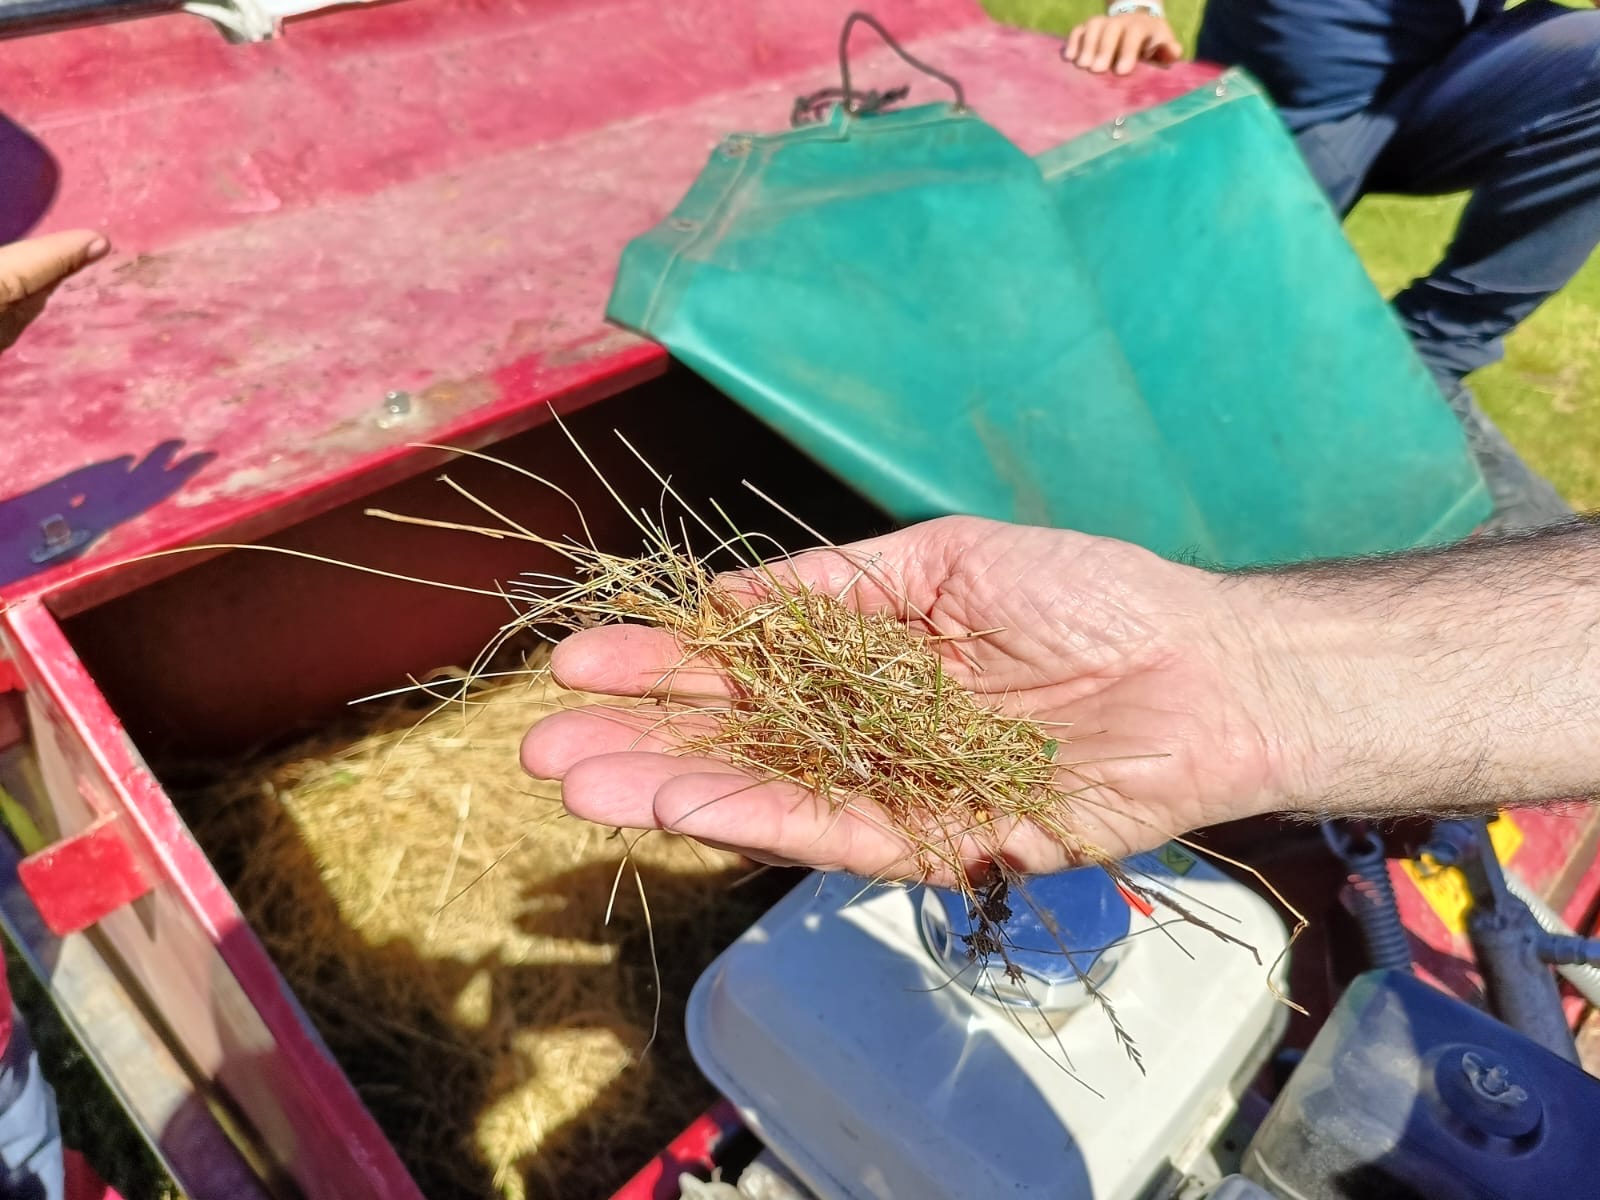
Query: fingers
524,707,1105,878
1065,16,1109,70
0,230,110,354
555,751,922,878
1063,22,1087,61
547,518,994,699
0,230,109,306
1063,16,1182,75
1113,30,1149,75
1148,31,1183,64
549,625,732,699
526,706,936,877
522,704,715,778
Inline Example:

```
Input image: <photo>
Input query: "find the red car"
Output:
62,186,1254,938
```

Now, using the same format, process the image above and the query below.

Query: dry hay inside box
174,666,787,1200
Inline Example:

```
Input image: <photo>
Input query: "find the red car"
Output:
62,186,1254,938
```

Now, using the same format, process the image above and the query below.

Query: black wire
791,84,910,127
790,10,967,127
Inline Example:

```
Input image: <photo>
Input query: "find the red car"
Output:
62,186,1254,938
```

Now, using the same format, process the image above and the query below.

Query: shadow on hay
187,768,795,1200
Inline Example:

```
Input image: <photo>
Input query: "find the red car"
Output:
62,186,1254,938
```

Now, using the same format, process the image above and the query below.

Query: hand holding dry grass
524,514,1293,884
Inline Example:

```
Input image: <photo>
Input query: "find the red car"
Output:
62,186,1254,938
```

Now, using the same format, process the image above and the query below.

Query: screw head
28,515,91,565
1463,1052,1527,1105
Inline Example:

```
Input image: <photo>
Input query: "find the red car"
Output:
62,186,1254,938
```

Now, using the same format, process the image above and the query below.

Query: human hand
1063,12,1183,75
0,229,109,354
523,516,1303,884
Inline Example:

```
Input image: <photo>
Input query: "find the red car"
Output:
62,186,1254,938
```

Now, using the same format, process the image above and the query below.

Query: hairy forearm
1229,518,1600,817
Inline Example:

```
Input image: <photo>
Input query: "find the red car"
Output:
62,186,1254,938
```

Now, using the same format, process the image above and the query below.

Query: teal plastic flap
1036,71,1491,562
609,84,1491,567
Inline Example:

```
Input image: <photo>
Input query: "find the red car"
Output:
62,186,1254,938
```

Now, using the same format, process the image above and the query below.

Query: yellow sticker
1399,814,1525,934
1157,843,1197,877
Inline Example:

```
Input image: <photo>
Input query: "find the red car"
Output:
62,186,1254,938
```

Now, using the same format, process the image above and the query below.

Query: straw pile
176,662,787,1200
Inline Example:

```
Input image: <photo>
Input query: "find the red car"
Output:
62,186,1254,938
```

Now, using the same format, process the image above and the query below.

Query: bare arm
1244,517,1600,820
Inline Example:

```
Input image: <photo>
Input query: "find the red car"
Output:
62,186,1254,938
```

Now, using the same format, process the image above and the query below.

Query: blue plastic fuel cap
918,866,1133,1013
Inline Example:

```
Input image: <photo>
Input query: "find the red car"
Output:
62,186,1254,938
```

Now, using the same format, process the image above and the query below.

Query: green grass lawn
987,0,1600,509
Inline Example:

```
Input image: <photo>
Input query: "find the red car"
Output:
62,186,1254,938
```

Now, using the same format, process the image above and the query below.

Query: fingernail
85,237,110,260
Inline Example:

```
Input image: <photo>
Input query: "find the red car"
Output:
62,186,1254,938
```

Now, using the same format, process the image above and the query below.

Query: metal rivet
722,136,753,158
377,390,412,430
1110,115,1126,141
1216,81,1229,97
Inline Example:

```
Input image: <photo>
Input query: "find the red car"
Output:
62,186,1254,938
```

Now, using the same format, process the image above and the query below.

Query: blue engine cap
926,867,1133,984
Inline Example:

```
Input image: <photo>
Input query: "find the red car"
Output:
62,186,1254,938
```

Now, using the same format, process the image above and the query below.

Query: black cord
791,10,966,127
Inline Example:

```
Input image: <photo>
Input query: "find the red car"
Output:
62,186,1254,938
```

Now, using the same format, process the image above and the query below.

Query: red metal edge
609,1100,747,1200
0,596,422,1199
17,813,151,935
10,343,668,617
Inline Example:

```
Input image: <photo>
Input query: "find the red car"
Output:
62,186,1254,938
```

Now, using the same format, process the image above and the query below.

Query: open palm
523,516,1291,882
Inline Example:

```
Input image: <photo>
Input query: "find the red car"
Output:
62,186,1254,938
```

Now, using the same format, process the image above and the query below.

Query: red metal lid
0,0,1214,612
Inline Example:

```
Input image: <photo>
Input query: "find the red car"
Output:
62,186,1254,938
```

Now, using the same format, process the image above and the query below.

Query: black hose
1322,821,1412,972
0,0,180,40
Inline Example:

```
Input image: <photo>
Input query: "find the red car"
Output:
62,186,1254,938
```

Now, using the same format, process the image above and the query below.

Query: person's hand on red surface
1063,11,1183,76
0,229,108,354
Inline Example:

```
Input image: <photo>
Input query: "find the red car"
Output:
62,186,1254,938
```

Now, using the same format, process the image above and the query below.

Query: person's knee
1526,6,1600,104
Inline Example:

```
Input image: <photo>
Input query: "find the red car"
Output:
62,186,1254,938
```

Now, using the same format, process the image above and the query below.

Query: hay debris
176,666,786,1200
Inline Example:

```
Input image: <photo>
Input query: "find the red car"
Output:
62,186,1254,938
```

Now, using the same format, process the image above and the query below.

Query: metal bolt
1419,838,1462,871
40,516,74,553
376,391,412,430
29,514,90,565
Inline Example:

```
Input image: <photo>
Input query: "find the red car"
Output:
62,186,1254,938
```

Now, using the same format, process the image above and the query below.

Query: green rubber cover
607,73,1490,566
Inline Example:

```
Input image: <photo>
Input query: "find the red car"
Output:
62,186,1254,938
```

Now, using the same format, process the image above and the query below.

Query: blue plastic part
1243,969,1600,1199
932,867,1131,982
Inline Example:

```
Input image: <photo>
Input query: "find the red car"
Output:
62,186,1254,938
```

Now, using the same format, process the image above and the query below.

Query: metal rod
0,0,181,40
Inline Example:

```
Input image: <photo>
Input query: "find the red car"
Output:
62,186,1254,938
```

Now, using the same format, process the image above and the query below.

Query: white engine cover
686,845,1289,1200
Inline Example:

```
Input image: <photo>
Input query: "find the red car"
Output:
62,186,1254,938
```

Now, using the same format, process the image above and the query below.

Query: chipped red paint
0,0,1212,614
